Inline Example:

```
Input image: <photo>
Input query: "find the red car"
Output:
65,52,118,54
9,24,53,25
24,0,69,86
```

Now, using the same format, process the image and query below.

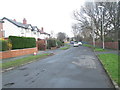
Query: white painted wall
25,29,32,37
39,34,49,39
3,20,33,38
37,32,41,39
31,31,38,40
3,20,22,37
20,28,26,37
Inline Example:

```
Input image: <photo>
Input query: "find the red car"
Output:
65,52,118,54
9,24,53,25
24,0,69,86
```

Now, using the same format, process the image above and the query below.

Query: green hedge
0,40,9,51
47,39,56,49
56,40,63,47
9,36,36,49
47,39,64,49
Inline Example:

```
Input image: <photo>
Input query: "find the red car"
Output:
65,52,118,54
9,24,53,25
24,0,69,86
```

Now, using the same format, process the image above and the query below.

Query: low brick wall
0,47,38,59
51,47,57,50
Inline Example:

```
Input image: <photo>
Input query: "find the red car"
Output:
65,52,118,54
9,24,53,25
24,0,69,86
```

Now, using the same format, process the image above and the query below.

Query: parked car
73,42,79,47
78,42,82,46
70,41,74,44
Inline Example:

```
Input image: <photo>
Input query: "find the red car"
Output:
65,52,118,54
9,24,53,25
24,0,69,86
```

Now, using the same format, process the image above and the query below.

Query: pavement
2,47,64,63
2,46,115,88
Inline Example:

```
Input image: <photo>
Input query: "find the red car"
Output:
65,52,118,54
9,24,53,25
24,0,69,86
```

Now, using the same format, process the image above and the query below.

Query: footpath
1,46,66,63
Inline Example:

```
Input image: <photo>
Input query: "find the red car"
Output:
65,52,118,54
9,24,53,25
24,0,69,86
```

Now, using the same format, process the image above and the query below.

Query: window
34,31,36,34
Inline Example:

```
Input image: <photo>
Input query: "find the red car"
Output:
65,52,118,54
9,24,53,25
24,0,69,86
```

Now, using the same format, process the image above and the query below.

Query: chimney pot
41,27,44,31
23,18,27,24
13,19,16,21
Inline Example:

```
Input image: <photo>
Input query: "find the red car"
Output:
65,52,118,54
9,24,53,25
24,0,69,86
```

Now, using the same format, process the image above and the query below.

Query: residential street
2,46,114,88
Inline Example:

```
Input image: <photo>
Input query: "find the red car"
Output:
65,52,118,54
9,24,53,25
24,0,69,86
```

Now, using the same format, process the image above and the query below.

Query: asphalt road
2,46,114,88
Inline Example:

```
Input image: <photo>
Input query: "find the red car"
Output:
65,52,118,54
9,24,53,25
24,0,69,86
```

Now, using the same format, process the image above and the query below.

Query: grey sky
0,0,85,37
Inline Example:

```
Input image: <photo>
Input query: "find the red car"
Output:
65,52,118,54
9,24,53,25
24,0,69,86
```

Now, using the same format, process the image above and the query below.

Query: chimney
0,21,3,30
0,20,4,30
13,19,16,21
23,18,27,24
41,27,44,31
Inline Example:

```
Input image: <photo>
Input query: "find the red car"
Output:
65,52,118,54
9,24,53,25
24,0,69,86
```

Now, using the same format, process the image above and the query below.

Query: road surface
2,46,114,88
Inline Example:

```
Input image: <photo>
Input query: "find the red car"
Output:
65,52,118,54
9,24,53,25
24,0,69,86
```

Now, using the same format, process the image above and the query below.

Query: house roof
39,30,50,36
32,26,39,32
1,17,50,36
2,17,31,29
0,19,4,23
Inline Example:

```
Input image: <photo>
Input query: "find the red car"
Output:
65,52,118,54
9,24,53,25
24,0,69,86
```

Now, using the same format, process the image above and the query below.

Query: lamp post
117,1,120,52
98,6,104,49
91,17,95,47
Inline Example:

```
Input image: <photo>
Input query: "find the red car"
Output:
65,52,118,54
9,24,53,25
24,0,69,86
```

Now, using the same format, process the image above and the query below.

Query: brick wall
0,31,4,38
0,47,38,59
91,42,118,49
0,23,3,30
0,23,3,38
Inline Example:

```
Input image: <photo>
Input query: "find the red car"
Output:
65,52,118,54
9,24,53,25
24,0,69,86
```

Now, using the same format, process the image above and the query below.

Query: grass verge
94,48,108,52
97,53,118,85
83,44,93,48
60,44,70,50
83,44,108,52
60,47,70,50
1,53,53,70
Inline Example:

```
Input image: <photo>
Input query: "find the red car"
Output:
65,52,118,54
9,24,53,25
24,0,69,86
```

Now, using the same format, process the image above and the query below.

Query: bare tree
57,32,66,42
73,1,118,42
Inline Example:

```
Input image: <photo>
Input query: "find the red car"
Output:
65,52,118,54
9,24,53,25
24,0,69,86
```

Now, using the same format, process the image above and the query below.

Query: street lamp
91,17,95,47
98,6,105,49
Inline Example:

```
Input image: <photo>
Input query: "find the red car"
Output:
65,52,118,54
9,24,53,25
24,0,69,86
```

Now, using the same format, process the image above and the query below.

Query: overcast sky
0,0,85,37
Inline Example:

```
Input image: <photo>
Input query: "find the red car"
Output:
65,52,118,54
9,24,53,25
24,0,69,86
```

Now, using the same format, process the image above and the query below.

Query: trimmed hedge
9,36,36,49
0,40,8,51
47,39,56,49
47,39,64,49
56,40,63,48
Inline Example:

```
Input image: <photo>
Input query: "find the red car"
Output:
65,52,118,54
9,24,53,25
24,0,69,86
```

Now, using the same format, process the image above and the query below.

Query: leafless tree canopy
57,32,66,42
72,1,118,42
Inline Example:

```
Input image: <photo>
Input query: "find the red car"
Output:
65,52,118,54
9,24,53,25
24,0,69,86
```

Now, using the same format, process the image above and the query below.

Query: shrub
9,36,36,49
7,40,12,50
47,39,51,49
51,39,56,47
56,40,63,48
47,39,56,49
0,40,10,51
37,40,46,50
105,37,114,42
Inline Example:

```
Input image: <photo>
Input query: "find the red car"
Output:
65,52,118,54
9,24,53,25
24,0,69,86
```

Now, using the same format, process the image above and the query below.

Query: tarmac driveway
2,46,114,88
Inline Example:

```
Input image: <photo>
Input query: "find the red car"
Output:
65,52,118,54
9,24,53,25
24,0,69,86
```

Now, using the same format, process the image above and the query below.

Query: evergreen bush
0,40,9,51
9,36,36,49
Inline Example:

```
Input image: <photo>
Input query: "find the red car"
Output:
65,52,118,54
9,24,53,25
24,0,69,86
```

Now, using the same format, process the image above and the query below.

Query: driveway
2,46,114,88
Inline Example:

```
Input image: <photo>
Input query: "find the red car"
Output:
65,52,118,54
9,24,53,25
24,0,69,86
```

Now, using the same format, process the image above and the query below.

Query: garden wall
91,42,118,49
0,47,38,59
